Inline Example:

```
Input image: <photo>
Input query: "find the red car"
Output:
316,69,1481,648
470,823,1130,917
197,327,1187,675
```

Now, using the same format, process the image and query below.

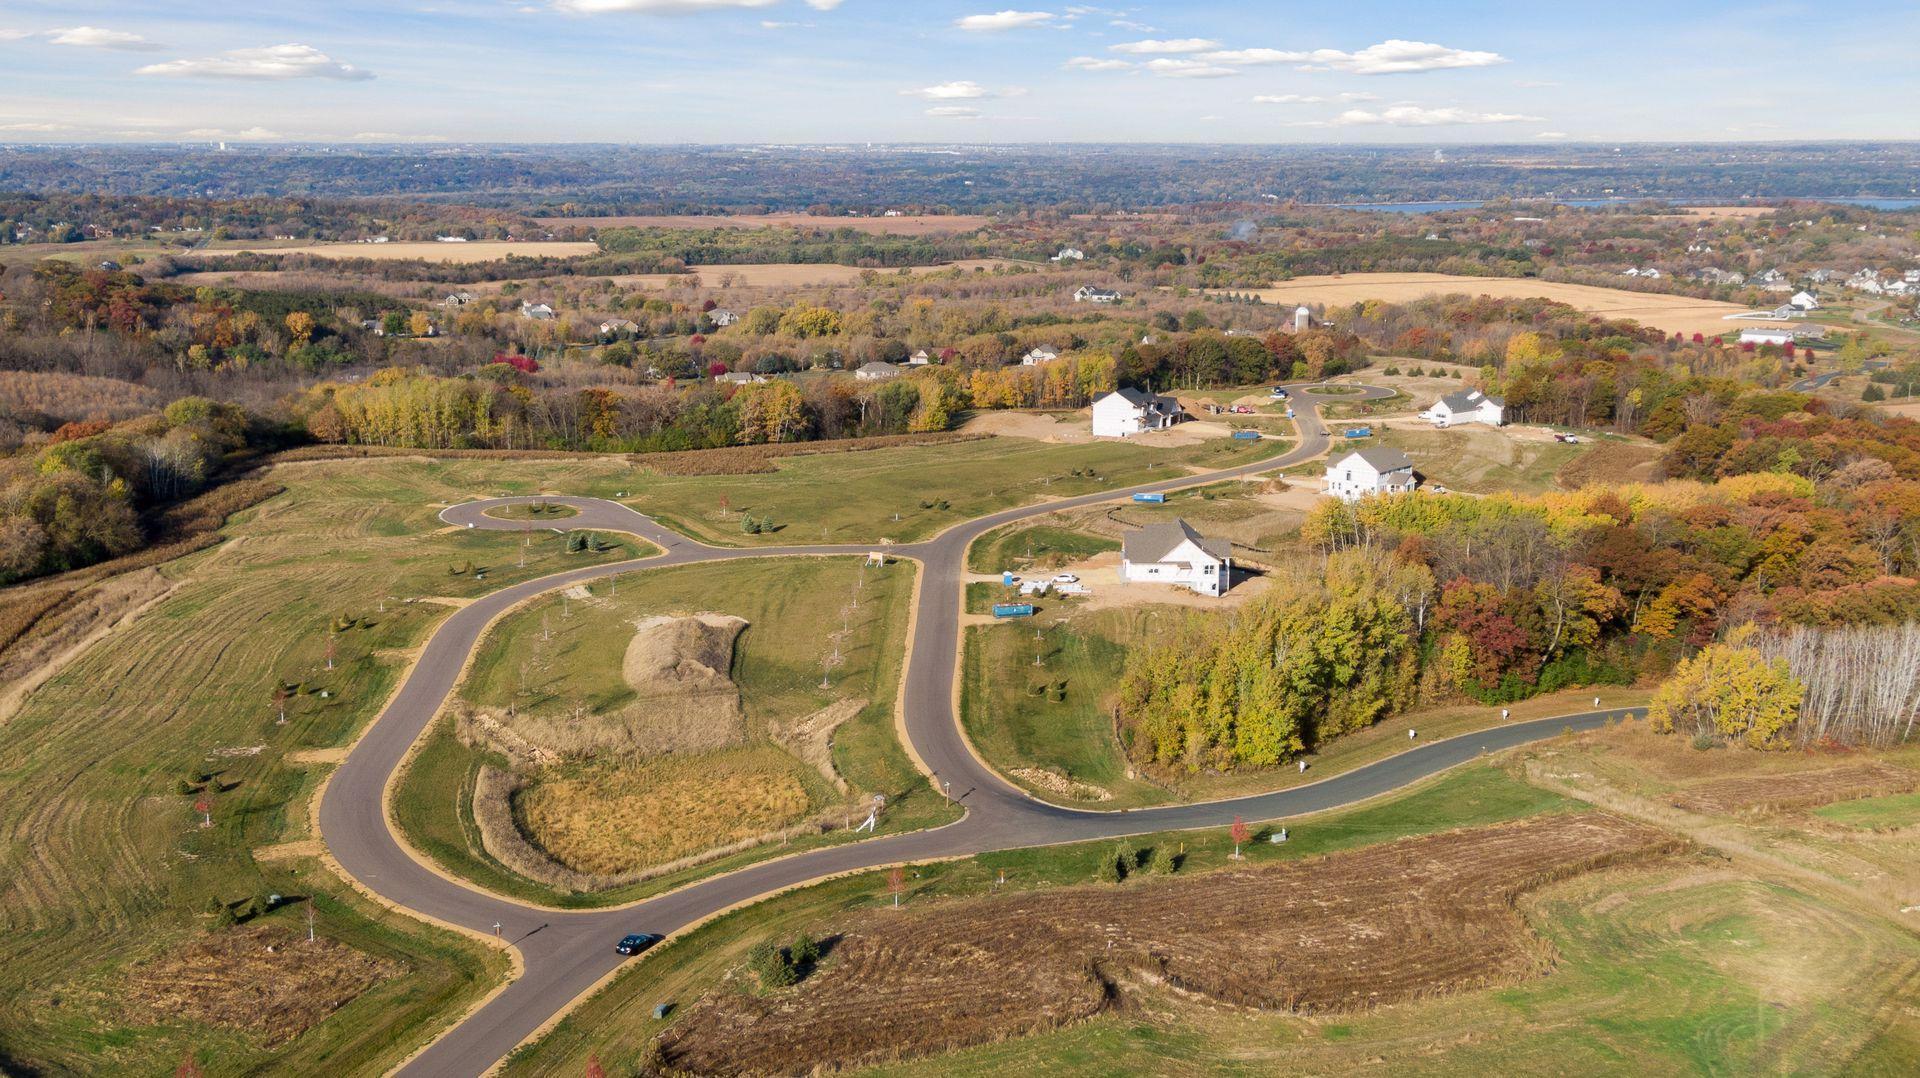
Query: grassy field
614,260,1022,289
626,435,1278,546
1228,273,1785,338
1813,791,1920,829
967,521,1121,575
1372,425,1588,495
205,241,600,263
392,555,954,905
534,213,998,235
0,456,660,1075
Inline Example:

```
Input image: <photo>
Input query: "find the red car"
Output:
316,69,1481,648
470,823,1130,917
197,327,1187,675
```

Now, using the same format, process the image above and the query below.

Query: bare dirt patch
771,698,866,793
656,812,1680,1075
959,410,1094,443
1671,764,1919,816
536,213,997,236
124,923,401,1045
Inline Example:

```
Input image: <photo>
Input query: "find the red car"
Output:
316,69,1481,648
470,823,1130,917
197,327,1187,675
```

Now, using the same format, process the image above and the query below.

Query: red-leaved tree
1230,816,1249,859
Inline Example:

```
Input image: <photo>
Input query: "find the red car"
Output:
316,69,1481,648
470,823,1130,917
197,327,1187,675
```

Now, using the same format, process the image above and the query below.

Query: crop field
534,212,998,235
625,434,1278,546
395,555,939,902
0,456,662,1074
652,812,1680,1074
608,258,1023,290
203,240,600,263
1670,762,1919,815
1232,273,1782,338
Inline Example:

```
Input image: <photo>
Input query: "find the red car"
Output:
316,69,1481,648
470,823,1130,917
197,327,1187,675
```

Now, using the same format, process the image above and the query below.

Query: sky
0,0,1916,145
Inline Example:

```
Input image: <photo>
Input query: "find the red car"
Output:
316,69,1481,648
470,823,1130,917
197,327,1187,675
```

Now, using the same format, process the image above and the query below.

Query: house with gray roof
1091,387,1185,437
1419,388,1505,428
1119,519,1232,596
1324,447,1417,502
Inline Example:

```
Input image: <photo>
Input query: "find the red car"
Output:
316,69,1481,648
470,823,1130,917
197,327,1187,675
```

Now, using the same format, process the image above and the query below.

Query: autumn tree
285,311,315,344
1648,626,1803,748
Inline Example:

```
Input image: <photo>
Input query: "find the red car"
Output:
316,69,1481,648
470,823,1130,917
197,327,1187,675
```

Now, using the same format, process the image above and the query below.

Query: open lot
1231,273,1787,338
1368,423,1592,495
203,240,600,263
535,213,999,235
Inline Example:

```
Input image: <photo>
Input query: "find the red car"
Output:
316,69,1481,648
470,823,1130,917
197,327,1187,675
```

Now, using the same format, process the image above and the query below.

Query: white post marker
1501,708,1509,721
1298,759,1307,773
1408,729,1416,740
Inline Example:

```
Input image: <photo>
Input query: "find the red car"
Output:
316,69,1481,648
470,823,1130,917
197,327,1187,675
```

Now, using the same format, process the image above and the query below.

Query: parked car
1053,573,1079,584
616,932,663,956
1271,387,1290,399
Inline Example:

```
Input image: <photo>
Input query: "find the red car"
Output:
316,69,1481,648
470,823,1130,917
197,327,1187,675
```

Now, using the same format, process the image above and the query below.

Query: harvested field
124,923,401,1045
1555,441,1664,488
536,213,997,235
517,747,815,877
1227,273,1786,338
1670,763,1919,815
203,240,598,263
655,812,1680,1075
609,259,1021,290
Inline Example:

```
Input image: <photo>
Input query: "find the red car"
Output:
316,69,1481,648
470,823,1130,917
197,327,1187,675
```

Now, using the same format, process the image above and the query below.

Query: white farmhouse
520,301,555,321
1324,447,1418,502
1091,388,1185,438
715,371,768,385
1119,519,1232,596
1420,389,1506,428
1739,327,1795,347
1020,345,1060,365
708,308,740,327
907,349,932,365
1790,290,1819,311
855,360,903,381
1051,247,1086,262
1073,285,1121,304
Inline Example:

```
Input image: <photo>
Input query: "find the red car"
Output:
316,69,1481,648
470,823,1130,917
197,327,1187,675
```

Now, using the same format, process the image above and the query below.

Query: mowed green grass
394,555,953,907
966,522,1120,575
627,436,1279,546
0,457,651,1076
502,764,1582,1076
1812,791,1920,830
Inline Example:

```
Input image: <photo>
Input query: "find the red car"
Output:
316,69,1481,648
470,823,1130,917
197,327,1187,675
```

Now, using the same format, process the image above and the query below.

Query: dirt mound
1672,764,1919,815
499,614,749,760
125,923,401,1045
656,812,1681,1075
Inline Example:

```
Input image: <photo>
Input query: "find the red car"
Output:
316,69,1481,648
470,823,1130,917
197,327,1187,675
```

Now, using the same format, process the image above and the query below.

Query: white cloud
1144,58,1236,79
954,10,1055,31
1337,91,1380,101
551,0,779,12
1109,37,1219,54
1252,93,1324,104
1110,19,1155,32
1064,55,1130,71
903,80,990,99
925,106,983,118
1534,130,1569,139
136,44,374,81
183,126,283,140
1332,105,1541,126
0,122,68,132
802,0,844,8
352,131,451,142
0,30,32,41
1199,40,1507,75
48,26,163,51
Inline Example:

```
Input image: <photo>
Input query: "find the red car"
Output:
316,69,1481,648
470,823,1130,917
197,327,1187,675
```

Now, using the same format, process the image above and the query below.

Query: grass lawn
1811,791,1920,829
626,436,1280,547
501,763,1585,1076
966,521,1121,575
392,555,958,906
482,501,580,521
0,456,654,1076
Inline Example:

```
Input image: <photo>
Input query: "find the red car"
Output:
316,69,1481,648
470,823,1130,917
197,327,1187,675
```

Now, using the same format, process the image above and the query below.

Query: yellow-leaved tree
1647,625,1803,749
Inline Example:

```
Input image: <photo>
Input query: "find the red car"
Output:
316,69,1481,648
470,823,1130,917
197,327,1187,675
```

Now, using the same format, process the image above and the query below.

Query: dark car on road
616,932,663,956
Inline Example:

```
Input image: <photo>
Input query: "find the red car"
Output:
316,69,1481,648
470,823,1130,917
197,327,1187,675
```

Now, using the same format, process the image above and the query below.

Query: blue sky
1,0,1916,144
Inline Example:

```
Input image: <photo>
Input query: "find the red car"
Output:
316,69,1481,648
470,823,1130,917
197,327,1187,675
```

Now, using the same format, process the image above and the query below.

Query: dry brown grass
656,812,1681,1075
1229,273,1778,337
123,923,401,1046
634,431,989,476
606,260,1021,290
535,213,997,236
519,748,814,876
1670,764,1919,816
1555,442,1664,489
204,240,598,263
0,371,165,423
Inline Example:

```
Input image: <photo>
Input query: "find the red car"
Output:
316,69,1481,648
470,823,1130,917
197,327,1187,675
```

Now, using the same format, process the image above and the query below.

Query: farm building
599,318,640,335
908,349,932,365
1091,388,1186,438
1324,447,1417,502
520,301,555,321
1420,389,1505,428
708,308,740,327
855,361,903,381
1739,327,1796,347
1051,247,1086,262
1293,305,1312,332
441,291,475,307
1119,519,1232,596
1073,286,1122,304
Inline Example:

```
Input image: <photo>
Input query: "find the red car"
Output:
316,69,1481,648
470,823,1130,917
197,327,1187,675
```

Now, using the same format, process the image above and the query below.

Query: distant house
1119,519,1232,596
1324,447,1417,502
1073,285,1121,304
708,308,739,327
441,291,475,307
600,318,640,336
1739,327,1796,347
435,235,470,243
1021,346,1060,366
908,349,932,365
855,360,903,381
1051,247,1086,262
1420,389,1505,428
521,301,556,321
1091,388,1185,438
1790,290,1819,311
97,260,122,272
715,371,768,385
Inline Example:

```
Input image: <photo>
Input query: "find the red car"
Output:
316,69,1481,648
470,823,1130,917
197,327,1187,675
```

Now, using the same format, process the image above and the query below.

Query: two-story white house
1420,389,1505,428
1119,519,1232,596
1324,447,1418,502
1091,388,1185,438
1020,345,1060,365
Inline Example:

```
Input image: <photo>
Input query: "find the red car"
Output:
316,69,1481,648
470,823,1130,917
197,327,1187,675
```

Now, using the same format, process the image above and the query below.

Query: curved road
317,385,1642,1075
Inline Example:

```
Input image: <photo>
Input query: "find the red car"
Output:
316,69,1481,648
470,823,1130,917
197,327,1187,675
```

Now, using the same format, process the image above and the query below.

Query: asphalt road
315,384,1642,1075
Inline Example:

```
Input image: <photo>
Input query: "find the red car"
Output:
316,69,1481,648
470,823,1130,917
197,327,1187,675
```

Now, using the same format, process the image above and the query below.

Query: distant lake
1331,197,1920,213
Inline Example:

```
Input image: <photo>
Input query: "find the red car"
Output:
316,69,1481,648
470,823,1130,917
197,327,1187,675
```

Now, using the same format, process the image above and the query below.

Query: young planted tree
887,865,905,908
1230,816,1250,860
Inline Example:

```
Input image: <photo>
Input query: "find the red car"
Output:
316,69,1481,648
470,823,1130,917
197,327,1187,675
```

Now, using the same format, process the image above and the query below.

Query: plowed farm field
656,812,1681,1075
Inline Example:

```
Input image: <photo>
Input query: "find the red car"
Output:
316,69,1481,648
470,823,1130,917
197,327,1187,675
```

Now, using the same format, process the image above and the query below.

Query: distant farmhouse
1325,447,1418,502
441,291,475,307
1020,345,1060,365
855,360,903,381
1091,388,1186,438
1739,327,1796,348
1051,247,1086,262
708,308,740,327
908,349,932,365
520,301,555,321
715,370,768,385
599,318,639,336
1073,285,1121,304
1120,519,1232,596
1420,389,1505,428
